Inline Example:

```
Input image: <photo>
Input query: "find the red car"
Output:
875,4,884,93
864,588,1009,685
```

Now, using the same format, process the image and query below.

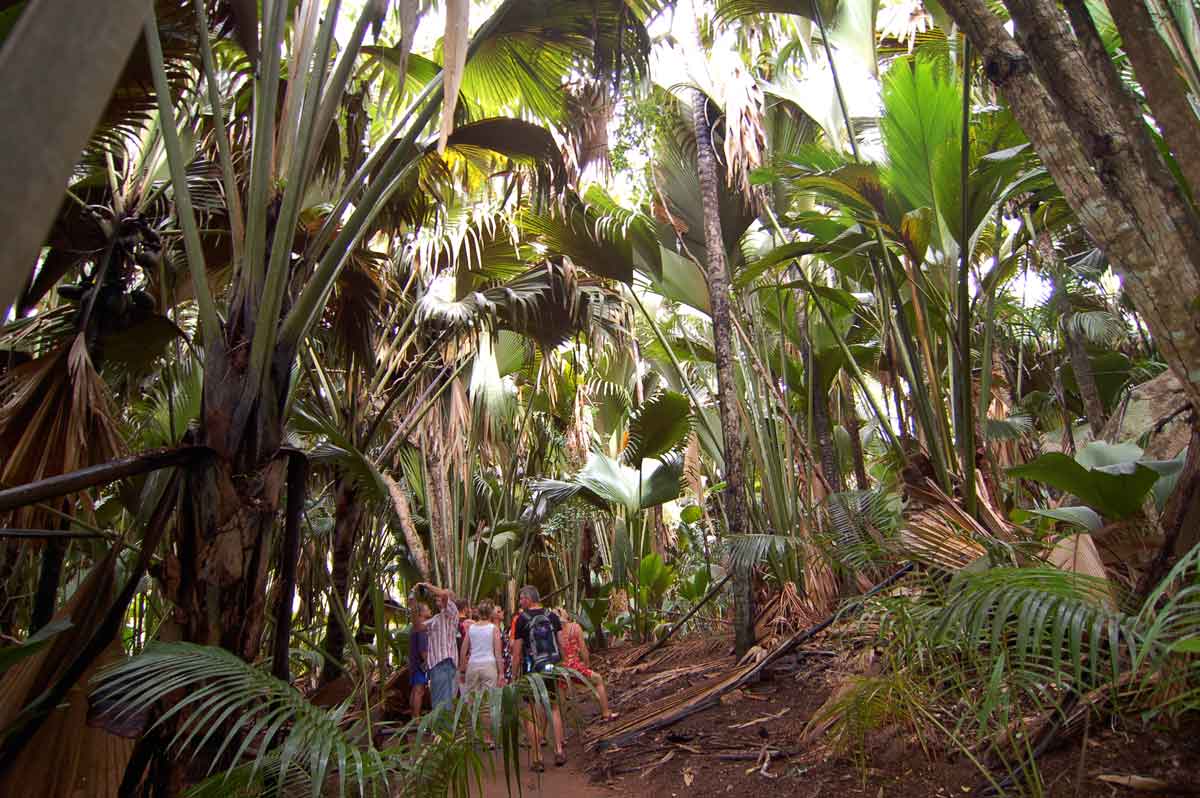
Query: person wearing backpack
511,585,566,770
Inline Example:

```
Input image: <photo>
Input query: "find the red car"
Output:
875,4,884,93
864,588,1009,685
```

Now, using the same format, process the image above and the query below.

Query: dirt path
475,741,612,797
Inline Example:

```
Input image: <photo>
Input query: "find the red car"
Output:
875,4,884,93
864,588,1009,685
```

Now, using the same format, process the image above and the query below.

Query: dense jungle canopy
0,0,1199,795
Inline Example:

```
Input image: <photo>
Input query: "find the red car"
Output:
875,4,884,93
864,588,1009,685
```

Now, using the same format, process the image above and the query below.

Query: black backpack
523,610,561,673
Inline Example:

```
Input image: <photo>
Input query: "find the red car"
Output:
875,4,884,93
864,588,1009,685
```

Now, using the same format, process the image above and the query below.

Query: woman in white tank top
458,599,505,693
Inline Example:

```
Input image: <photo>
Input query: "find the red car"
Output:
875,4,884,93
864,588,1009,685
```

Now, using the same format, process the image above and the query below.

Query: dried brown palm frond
0,551,132,798
899,479,1001,571
721,63,766,205
0,335,124,528
564,79,616,184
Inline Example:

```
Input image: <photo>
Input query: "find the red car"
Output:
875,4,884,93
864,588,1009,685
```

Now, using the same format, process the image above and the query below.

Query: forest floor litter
470,634,1200,797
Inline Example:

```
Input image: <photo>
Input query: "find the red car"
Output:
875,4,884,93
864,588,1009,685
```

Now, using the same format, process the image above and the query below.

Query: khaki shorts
465,662,498,692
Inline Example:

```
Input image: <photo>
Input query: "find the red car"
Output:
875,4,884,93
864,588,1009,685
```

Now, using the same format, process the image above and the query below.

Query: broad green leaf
1008,453,1159,520
1074,440,1144,470
1012,506,1104,532
623,391,692,465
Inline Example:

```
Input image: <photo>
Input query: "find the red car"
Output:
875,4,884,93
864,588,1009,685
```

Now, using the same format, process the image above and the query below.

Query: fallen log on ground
590,563,914,750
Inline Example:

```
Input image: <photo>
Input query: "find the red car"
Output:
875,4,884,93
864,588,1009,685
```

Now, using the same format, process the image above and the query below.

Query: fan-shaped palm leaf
622,390,693,465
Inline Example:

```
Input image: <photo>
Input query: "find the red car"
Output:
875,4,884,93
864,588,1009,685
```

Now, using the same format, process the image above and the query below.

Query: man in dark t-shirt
511,585,565,770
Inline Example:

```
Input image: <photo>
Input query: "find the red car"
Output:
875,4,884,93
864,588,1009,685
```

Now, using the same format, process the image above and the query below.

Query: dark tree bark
319,475,363,685
1137,422,1200,599
938,0,1200,414
30,536,65,633
691,91,755,659
842,379,871,490
810,356,844,494
1064,323,1106,435
272,452,308,681
1089,0,1200,201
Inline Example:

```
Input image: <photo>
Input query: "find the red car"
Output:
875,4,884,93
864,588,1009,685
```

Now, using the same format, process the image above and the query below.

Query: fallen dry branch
589,564,914,750
729,707,791,729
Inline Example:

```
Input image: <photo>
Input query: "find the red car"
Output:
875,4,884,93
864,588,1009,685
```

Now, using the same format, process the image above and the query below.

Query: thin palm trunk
320,475,363,685
691,90,754,659
842,379,870,490
30,534,66,633
1065,323,1106,435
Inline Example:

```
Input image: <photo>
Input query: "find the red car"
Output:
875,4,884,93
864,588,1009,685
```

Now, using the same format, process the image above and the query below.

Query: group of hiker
406,582,618,770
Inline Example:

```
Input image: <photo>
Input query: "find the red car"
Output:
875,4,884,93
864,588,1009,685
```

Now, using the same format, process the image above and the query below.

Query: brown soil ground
493,635,1200,798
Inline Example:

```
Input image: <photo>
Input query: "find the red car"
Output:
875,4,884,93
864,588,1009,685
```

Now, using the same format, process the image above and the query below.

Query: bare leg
410,685,424,720
590,673,612,717
526,703,544,766
550,702,565,758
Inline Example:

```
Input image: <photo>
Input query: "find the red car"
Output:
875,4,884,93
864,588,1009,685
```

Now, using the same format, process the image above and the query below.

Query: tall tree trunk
842,378,871,490
1064,322,1106,435
1041,235,1108,436
424,433,453,591
691,91,755,660
30,530,66,633
810,357,844,494
382,471,431,580
1097,0,1200,201
939,0,1200,414
272,452,308,681
320,475,363,685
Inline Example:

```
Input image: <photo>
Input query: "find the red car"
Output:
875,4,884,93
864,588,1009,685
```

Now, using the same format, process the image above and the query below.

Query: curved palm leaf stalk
278,0,542,353
956,39,977,518
144,14,221,348
807,0,953,490
193,0,244,266
729,312,832,493
248,0,344,396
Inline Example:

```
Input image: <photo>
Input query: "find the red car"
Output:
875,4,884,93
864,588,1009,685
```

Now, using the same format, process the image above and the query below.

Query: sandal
554,751,567,767
531,760,545,773
603,712,620,721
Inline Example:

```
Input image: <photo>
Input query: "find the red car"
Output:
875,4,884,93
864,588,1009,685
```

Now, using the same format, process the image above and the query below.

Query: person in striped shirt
415,581,459,710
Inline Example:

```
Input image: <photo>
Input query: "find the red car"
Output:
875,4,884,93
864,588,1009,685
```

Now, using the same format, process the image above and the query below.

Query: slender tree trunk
320,475,363,685
1137,423,1200,598
1064,322,1106,435
382,471,431,580
939,0,1200,414
691,91,755,659
1091,0,1200,201
272,452,307,681
30,536,65,633
842,378,870,490
424,434,453,590
810,357,844,494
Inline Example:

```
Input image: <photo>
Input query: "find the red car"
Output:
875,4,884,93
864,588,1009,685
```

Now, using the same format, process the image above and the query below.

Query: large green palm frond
94,642,390,796
461,0,650,125
94,642,542,798
526,450,685,520
621,390,693,464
